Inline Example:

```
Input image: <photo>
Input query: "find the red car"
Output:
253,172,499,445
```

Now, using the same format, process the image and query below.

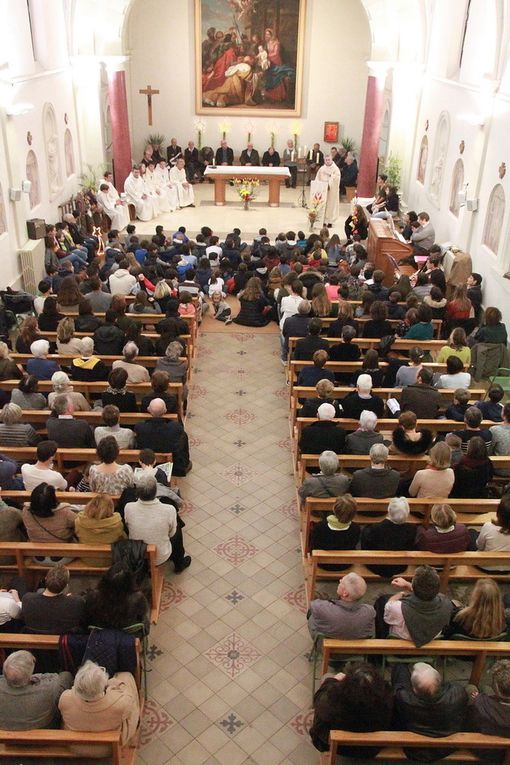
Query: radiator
18,239,45,294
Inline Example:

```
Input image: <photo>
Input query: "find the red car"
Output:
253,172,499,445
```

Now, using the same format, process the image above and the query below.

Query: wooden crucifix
139,84,160,126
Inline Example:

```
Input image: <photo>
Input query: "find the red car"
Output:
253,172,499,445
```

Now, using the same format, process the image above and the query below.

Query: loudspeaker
26,218,46,240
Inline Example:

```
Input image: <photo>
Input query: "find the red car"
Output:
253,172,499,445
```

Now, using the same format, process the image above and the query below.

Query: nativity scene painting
195,0,306,115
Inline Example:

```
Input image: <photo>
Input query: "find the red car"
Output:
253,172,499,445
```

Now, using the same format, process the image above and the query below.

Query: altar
203,165,291,207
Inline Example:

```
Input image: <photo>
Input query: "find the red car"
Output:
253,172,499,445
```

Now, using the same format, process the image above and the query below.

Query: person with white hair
361,497,417,577
112,341,150,384
0,649,72,730
46,394,94,448
134,398,191,476
48,370,90,412
70,336,108,382
308,570,375,640
340,372,385,419
349,443,400,498
26,339,60,381
0,402,40,446
392,661,468,759
58,660,140,750
298,450,350,499
345,410,385,454
124,473,191,571
298,402,346,461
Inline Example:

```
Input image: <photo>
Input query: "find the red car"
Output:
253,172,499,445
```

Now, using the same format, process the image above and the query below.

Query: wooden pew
36,332,194,362
13,410,179,426
0,490,120,504
301,316,442,337
320,638,510,684
0,446,172,473
0,541,163,624
59,310,197,341
308,550,510,602
287,337,447,362
325,731,510,765
299,497,498,555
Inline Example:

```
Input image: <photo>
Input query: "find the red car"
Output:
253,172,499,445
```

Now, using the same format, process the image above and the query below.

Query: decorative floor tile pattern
136,331,317,764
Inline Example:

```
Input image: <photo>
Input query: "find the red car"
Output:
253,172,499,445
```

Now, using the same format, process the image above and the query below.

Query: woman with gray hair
48,371,90,412
345,410,385,455
58,660,140,750
26,339,60,381
298,450,351,500
155,340,189,401
0,402,40,446
70,336,108,382
361,496,417,577
112,341,150,384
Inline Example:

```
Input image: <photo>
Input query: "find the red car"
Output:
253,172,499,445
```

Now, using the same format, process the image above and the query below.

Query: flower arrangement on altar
307,191,324,228
234,178,260,209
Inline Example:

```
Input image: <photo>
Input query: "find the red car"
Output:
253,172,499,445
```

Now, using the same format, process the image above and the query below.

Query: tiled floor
136,330,317,764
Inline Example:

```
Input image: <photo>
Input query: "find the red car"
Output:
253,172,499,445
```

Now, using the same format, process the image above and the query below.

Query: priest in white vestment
315,156,341,227
96,183,129,231
100,171,130,230
154,160,178,212
141,164,162,217
169,159,195,208
124,167,157,221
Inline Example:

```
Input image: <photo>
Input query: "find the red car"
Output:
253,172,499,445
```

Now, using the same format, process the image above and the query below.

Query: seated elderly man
70,336,108,381
393,662,468,761
469,659,510,751
46,394,95,449
134,397,191,476
0,650,72,729
345,410,385,454
124,473,191,571
94,404,135,449
112,341,150,384
298,403,346,461
383,566,454,646
361,496,417,578
298,450,350,499
349,443,400,498
308,572,375,640
59,660,140,752
340,373,385,419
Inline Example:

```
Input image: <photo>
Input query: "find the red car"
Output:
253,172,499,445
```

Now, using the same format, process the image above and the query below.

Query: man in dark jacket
293,316,330,361
46,395,95,449
299,403,346,459
393,662,468,761
341,374,385,419
214,140,234,166
92,309,125,356
469,659,510,762
134,398,191,476
400,368,444,419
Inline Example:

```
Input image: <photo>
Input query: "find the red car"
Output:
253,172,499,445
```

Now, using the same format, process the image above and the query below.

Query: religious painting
324,121,339,143
483,183,505,255
416,135,428,184
449,158,464,217
195,0,306,116
26,150,41,210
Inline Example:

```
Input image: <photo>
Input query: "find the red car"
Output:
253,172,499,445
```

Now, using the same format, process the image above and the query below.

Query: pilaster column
357,61,391,197
106,61,132,192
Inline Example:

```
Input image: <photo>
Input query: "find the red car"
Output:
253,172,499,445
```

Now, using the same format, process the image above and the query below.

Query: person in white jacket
124,166,157,222
96,183,129,231
108,259,137,296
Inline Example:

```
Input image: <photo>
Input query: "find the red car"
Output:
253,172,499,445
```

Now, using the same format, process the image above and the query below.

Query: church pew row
7,409,179,427
0,379,184,414
299,496,499,555
324,731,510,765
0,491,120,504
35,332,194,362
294,316,442,337
307,550,510,603
297,453,510,483
287,336,447,363
0,446,172,473
0,541,163,624
319,638,510,685
59,310,198,341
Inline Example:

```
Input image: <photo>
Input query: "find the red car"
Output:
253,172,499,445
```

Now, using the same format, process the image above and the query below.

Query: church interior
0,1,510,764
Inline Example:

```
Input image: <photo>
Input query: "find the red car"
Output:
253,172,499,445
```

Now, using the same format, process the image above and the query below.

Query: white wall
124,0,371,160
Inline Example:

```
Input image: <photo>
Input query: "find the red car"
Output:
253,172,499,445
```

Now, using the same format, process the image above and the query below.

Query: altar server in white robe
96,183,129,231
124,166,157,221
154,160,178,212
169,158,195,208
141,163,162,216
314,156,341,227
100,172,130,230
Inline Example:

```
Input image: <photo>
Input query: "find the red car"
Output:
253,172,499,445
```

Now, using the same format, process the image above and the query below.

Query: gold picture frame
195,0,306,117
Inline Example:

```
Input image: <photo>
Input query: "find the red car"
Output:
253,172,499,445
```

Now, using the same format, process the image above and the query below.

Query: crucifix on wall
139,84,160,126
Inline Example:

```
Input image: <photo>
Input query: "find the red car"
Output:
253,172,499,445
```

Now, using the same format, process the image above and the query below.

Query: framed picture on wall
195,0,306,116
324,121,339,143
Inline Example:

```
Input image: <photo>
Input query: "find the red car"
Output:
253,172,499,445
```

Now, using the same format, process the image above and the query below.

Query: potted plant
341,136,358,155
79,163,107,193
381,152,402,190
147,133,165,154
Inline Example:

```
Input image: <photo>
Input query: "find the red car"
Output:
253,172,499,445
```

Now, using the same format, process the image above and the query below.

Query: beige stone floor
135,329,318,765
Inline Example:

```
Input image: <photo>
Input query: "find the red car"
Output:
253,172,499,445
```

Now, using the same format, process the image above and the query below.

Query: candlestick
308,150,313,161
212,157,216,167
291,150,295,162
316,153,319,164
222,131,226,140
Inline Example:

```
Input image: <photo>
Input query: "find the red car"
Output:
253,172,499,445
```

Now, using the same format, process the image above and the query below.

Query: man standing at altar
184,141,203,182
240,143,260,166
124,166,157,221
215,140,234,166
283,139,298,188
170,158,195,208
166,137,182,165
313,156,340,228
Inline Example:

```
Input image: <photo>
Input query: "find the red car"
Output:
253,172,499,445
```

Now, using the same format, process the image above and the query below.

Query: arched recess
42,103,62,199
429,112,450,205
64,129,75,177
416,134,428,184
449,158,464,217
26,150,41,209
483,183,505,255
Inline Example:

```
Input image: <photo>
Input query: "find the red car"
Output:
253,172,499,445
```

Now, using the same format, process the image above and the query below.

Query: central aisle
137,330,316,765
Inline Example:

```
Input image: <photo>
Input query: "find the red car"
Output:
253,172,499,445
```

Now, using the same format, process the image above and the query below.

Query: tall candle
308,150,313,160
291,150,295,162
316,153,319,163
212,157,216,167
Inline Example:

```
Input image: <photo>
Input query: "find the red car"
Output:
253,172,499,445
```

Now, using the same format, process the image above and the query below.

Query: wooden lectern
367,219,414,286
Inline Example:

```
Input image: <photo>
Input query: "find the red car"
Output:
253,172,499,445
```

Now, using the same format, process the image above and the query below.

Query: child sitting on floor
211,291,232,324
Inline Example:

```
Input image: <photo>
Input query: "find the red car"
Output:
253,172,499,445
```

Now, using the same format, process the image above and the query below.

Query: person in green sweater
404,303,434,340
473,306,508,346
